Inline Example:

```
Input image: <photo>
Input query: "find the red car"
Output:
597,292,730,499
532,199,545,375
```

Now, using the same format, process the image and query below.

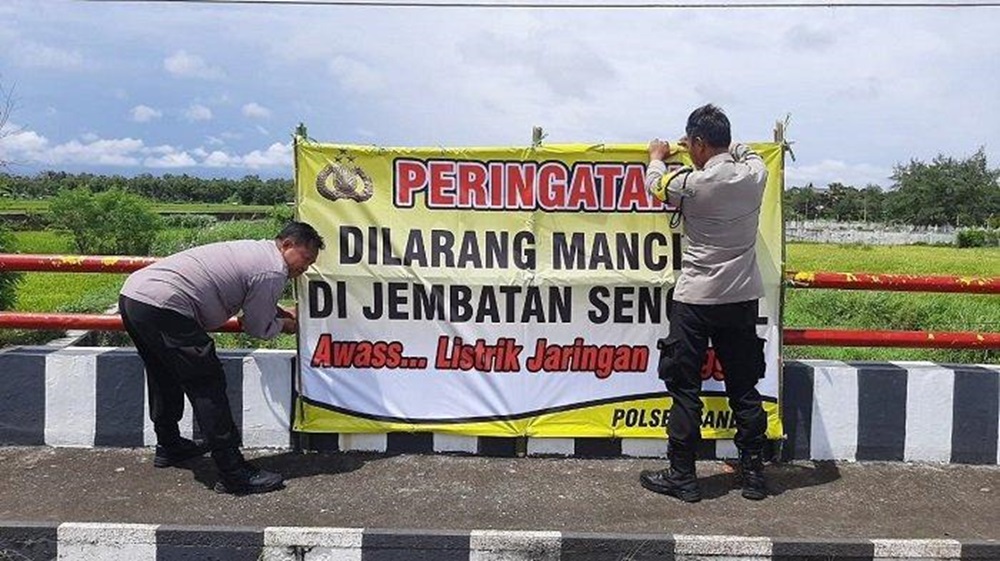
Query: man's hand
276,306,297,334
648,138,671,162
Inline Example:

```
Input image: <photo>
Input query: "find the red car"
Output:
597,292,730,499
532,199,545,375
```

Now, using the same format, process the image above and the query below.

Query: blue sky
1,0,998,188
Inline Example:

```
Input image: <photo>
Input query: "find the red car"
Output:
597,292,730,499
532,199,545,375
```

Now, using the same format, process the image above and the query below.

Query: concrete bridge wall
1,347,997,464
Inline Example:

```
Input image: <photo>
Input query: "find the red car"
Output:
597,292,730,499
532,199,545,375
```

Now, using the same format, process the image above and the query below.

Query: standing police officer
640,104,769,502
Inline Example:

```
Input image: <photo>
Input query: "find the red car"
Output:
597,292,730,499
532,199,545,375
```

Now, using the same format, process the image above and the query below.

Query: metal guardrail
0,311,241,332
786,270,1000,294
0,254,158,273
783,328,1000,349
0,253,998,348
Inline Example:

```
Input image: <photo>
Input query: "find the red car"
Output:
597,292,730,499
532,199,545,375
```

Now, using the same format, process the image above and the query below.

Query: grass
4,227,999,362
786,242,1000,276
783,243,1000,363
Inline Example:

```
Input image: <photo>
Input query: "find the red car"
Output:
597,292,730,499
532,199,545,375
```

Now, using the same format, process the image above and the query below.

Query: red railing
786,271,1000,294
0,254,998,348
782,328,1000,349
0,254,239,332
0,254,158,274
785,270,1000,349
0,311,241,332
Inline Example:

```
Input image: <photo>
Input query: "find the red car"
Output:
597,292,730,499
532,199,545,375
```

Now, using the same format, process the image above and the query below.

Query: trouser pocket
656,337,680,383
752,337,766,379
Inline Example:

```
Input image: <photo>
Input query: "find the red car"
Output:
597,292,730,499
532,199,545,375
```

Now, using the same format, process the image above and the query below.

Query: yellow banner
294,141,784,440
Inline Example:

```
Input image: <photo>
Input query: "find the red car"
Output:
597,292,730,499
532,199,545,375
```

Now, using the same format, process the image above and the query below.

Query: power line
82,0,1000,9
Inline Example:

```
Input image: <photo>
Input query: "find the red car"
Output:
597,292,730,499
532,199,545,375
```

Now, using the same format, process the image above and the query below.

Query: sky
1,0,998,189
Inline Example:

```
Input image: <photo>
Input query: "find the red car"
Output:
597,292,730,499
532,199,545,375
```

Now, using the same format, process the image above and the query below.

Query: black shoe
639,469,702,503
738,452,768,500
214,463,284,495
153,438,209,468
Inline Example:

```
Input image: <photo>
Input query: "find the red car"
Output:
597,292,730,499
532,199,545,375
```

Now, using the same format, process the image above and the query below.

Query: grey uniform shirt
645,144,767,305
120,240,288,339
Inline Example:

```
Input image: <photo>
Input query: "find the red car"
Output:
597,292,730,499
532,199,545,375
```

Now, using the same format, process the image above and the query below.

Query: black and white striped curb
0,347,294,449
1,523,998,560
2,346,998,464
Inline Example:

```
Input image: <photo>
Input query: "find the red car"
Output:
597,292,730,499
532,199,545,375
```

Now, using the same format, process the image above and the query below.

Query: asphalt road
1,447,997,540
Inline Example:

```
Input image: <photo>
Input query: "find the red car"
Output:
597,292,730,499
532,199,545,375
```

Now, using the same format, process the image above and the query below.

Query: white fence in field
786,220,957,245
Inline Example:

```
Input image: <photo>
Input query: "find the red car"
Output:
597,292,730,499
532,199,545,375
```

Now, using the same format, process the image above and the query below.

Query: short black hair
276,221,325,250
686,104,731,149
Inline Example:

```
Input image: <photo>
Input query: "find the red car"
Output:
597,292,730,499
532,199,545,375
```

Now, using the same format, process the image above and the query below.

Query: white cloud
0,126,45,159
148,144,179,155
243,143,291,168
164,50,225,80
130,105,162,123
328,56,383,94
14,41,86,70
203,150,238,167
242,102,271,119
784,24,836,52
145,151,197,168
787,159,893,189
184,104,213,122
45,138,144,167
1,125,290,171
204,142,291,169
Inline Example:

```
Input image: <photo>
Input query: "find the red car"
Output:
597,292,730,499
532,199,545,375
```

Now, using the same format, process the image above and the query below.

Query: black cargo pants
118,295,241,452
657,299,767,454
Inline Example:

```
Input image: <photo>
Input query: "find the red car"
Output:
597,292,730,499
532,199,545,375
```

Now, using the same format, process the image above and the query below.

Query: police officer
640,104,769,502
119,221,324,495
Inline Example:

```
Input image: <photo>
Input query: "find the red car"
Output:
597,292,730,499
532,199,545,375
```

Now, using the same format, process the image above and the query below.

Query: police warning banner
294,140,784,440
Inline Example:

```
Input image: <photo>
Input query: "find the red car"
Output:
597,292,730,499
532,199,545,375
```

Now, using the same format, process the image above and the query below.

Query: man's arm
644,139,692,206
239,275,286,339
277,306,297,334
730,143,767,183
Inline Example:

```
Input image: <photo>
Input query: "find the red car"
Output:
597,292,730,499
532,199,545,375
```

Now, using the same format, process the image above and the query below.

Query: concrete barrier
0,347,294,449
2,522,998,560
1,347,997,464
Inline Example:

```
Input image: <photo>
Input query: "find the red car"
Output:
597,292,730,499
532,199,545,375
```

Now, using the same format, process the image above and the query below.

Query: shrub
956,228,1000,248
269,203,294,228
161,213,218,229
49,187,163,255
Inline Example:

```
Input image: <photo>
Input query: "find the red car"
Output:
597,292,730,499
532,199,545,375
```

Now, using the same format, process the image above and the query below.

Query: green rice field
784,243,999,363
3,228,998,362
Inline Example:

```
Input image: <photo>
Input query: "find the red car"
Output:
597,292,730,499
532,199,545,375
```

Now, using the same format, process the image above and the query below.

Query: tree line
788,149,999,227
0,171,292,206
1,149,999,228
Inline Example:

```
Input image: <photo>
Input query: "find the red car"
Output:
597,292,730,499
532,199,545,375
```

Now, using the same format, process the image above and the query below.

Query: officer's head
276,221,325,279
684,104,731,169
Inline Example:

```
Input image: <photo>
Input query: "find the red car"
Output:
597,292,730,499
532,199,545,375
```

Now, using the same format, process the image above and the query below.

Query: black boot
639,447,701,503
212,448,284,495
153,437,209,468
738,450,768,500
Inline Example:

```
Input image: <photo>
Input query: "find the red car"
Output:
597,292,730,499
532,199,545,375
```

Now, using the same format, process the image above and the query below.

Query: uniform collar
703,151,734,170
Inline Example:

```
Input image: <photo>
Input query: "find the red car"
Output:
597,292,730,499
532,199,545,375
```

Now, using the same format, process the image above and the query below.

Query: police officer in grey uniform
639,104,769,502
119,222,324,495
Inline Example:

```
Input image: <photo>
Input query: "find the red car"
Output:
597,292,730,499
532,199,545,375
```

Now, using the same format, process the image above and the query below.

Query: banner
294,141,784,440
